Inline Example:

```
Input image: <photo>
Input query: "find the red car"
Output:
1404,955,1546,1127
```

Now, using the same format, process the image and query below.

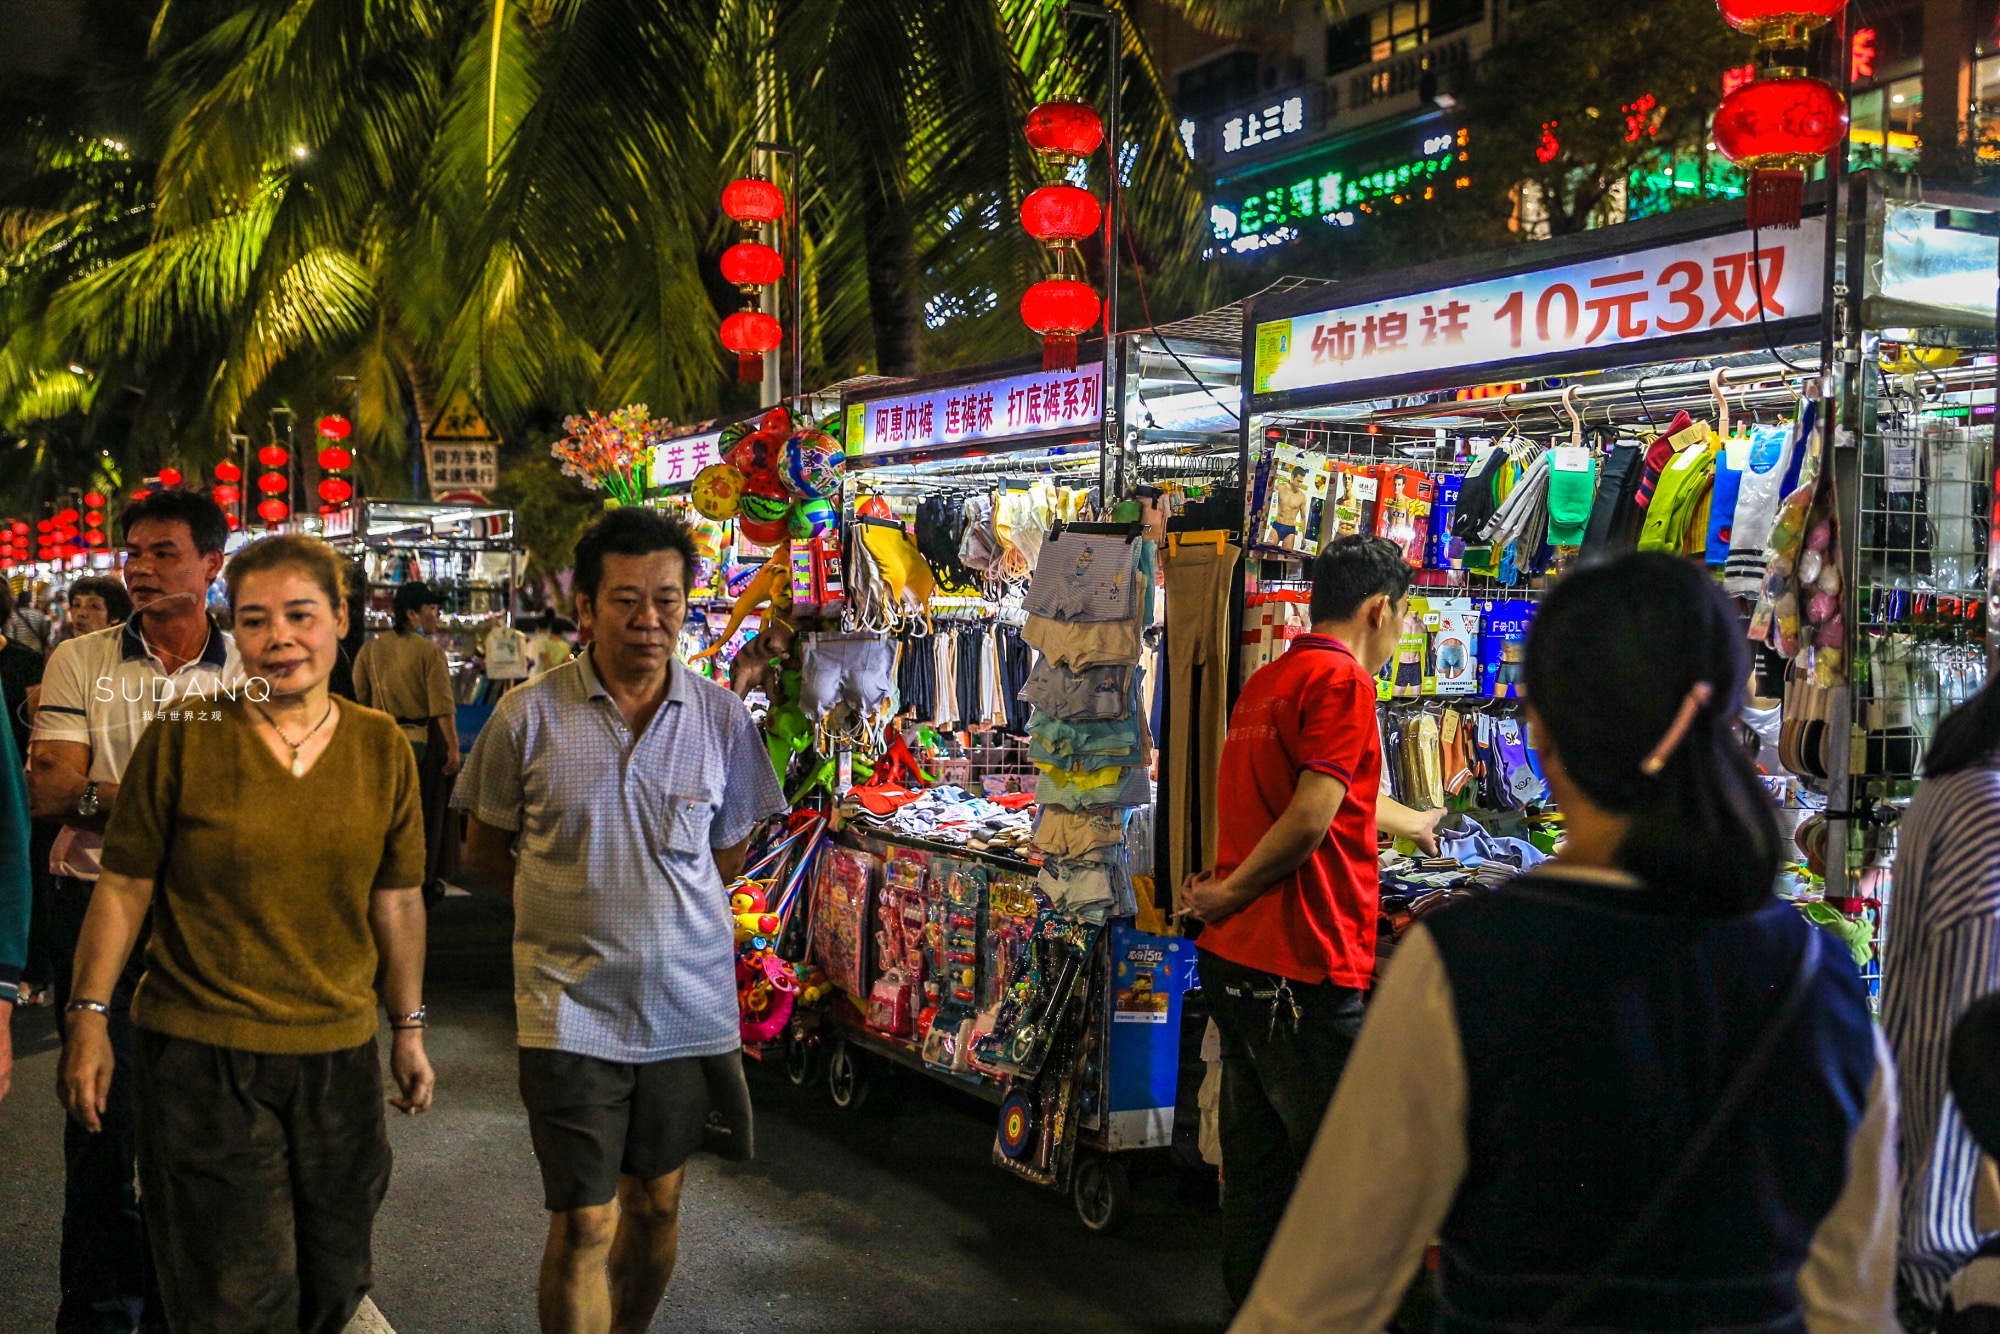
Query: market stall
1231,177,1998,989
321,499,522,704
689,332,1237,1232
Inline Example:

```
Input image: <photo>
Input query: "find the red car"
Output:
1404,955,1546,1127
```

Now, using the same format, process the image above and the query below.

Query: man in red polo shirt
1182,534,1441,1309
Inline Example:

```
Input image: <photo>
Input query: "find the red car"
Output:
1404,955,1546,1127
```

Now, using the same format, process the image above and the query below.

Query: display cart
751,333,1236,1232
1231,177,1998,984
321,499,520,701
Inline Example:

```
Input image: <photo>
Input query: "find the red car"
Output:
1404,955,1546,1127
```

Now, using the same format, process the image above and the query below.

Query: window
1327,0,1483,74
1177,51,1259,118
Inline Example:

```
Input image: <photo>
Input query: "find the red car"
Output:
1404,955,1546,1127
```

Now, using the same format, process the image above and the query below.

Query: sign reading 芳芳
1252,218,1825,397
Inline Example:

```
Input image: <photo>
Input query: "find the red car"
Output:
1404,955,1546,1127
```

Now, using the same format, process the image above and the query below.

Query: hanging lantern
1020,185,1103,248
719,241,785,291
316,414,352,441
257,497,290,524
56,509,77,524
85,531,105,547
721,177,787,229
215,461,242,483
257,471,290,494
1713,71,1848,228
225,512,241,531
318,477,354,504
1021,279,1101,372
318,446,353,472
257,444,289,468
83,491,104,507
212,484,240,507
720,310,783,383
1715,0,1845,43
1025,100,1105,163
83,512,103,528
157,468,182,487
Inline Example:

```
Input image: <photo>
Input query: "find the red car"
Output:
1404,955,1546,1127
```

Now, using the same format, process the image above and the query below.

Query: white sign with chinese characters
848,362,1104,458
425,441,498,498
1252,219,1825,397
647,427,726,489
1221,95,1307,155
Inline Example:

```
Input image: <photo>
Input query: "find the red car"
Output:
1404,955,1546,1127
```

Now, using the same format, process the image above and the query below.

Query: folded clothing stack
847,784,1036,855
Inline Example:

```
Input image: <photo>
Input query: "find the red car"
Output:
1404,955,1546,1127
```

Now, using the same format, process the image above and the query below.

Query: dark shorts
518,1048,724,1212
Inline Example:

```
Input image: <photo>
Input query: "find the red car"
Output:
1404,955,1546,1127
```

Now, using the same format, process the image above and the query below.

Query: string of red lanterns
718,176,787,382
83,491,106,549
256,441,291,526
1710,0,1848,229
1019,98,1105,371
214,458,243,530
317,414,355,509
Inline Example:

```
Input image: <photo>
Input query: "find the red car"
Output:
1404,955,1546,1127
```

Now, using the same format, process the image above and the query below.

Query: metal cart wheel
825,1039,873,1111
1072,1154,1134,1235
784,1027,819,1087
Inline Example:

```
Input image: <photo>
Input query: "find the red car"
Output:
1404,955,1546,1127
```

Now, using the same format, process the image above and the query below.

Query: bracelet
389,1006,427,1027
65,999,111,1017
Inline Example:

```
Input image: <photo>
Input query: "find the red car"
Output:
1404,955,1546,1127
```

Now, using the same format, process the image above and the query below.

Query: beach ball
782,430,844,499
691,464,746,521
726,431,779,477
738,509,789,546
742,468,789,503
759,407,794,438
740,491,791,527
719,420,754,454
787,496,838,540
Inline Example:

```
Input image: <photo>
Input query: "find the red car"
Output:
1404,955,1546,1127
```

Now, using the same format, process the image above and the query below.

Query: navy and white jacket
1231,867,1898,1334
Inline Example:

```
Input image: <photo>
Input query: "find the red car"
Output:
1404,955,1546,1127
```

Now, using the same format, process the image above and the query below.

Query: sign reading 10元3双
1252,218,1826,397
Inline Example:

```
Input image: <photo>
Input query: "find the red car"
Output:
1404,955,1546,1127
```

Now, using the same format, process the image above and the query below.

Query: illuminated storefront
1206,118,1471,257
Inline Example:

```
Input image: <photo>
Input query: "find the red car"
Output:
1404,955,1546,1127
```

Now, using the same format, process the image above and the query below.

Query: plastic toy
726,432,781,477
690,464,746,521
781,430,844,499
734,911,782,944
759,406,794,437
690,547,792,660
787,495,838,540
729,885,769,915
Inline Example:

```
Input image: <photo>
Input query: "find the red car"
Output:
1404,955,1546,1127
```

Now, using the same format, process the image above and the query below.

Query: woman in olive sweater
60,534,434,1334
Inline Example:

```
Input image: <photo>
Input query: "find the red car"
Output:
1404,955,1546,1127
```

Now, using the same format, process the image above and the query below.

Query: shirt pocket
662,793,716,857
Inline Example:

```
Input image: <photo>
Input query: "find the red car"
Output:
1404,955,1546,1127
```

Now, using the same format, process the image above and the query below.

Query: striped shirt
1882,763,2000,1307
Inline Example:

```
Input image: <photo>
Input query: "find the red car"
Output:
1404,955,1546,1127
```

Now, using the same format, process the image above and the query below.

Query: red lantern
1713,73,1848,228
720,242,784,289
1715,0,1845,42
214,461,242,483
720,310,783,383
9,522,24,534
1025,100,1105,162
85,531,105,547
56,509,77,524
213,484,240,506
721,178,787,228
84,512,103,528
257,472,289,494
318,477,353,503
1020,279,1101,372
83,492,104,507
225,512,241,531
157,468,182,487
318,446,353,472
1020,185,1103,245
36,520,50,533
257,497,289,524
257,444,289,468
316,414,352,440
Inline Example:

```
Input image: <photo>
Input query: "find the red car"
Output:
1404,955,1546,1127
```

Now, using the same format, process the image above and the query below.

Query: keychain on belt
1269,977,1300,1039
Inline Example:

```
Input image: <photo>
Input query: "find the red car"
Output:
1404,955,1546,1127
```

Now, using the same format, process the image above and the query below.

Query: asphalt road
0,894,1230,1333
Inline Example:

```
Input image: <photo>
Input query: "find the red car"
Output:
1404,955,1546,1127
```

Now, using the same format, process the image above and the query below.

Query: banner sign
648,427,727,490
1252,218,1824,398
847,362,1104,459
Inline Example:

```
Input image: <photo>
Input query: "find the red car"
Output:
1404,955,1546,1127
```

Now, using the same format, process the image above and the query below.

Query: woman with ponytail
1882,676,2000,1314
1231,553,1895,1334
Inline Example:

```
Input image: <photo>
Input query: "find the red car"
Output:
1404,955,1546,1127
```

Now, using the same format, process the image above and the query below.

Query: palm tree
0,0,1267,516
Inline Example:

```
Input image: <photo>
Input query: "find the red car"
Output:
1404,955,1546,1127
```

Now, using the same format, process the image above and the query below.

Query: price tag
1351,475,1378,502
1724,433,1754,471
1551,445,1592,473
1886,438,1919,494
1669,421,1710,452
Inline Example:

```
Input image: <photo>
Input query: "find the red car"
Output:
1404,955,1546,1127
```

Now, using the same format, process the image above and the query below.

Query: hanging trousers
1162,540,1240,894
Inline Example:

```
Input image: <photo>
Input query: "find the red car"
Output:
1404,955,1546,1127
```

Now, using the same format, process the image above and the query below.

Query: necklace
253,700,336,776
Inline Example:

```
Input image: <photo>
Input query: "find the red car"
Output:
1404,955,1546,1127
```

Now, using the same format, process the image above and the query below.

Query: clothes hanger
1708,367,1731,444
1561,384,1584,452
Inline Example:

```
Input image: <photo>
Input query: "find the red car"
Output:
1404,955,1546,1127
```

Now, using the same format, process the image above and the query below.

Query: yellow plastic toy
691,545,793,660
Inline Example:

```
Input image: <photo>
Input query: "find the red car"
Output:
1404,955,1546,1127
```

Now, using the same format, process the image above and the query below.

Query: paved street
0,895,1229,1333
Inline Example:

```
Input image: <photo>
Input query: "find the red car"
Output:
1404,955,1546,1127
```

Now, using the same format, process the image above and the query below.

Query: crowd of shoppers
16,496,2000,1334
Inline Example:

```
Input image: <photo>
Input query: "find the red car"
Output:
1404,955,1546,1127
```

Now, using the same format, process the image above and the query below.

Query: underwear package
1474,598,1534,699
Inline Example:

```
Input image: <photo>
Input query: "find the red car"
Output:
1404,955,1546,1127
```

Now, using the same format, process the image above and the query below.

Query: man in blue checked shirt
455,508,785,1334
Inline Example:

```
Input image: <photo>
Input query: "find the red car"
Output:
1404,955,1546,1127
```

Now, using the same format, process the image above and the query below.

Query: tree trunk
859,167,920,377
400,346,439,500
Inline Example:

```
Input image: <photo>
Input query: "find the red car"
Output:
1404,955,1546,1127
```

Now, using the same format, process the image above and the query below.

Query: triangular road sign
427,387,500,442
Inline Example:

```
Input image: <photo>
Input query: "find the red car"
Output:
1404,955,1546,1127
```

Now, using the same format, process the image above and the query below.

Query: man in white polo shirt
29,489,241,1334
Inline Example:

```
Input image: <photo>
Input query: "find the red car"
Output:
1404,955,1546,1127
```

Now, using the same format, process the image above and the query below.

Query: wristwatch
76,782,99,818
